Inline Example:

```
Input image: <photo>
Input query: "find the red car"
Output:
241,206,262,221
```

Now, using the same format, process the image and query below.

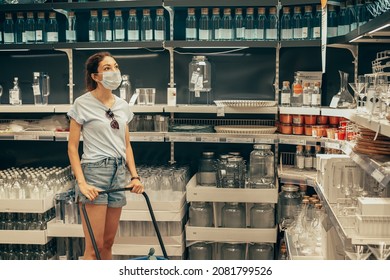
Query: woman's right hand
79,183,100,201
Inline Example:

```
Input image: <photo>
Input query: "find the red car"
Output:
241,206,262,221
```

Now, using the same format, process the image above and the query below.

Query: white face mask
99,71,122,90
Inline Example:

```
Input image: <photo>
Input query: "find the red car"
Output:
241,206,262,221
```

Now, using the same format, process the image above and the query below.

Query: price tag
280,138,305,145
216,106,225,117
200,136,219,143
226,137,253,143
169,136,196,142
255,138,275,144
325,142,340,149
371,169,385,183
329,96,340,108
343,144,352,156
14,134,39,141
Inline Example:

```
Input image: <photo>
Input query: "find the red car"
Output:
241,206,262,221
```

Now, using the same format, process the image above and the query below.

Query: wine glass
344,245,372,260
378,75,390,119
349,75,367,113
0,84,3,104
368,242,390,260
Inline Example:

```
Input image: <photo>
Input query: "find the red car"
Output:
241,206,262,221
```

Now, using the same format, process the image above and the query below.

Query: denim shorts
77,157,128,208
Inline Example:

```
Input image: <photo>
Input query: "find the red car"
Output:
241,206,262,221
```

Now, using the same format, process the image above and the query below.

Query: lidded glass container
216,154,231,188
221,202,245,228
189,201,213,227
188,56,212,104
221,243,245,260
197,152,217,186
224,156,246,188
248,243,274,260
189,242,213,260
249,144,275,188
250,203,275,228
277,184,301,227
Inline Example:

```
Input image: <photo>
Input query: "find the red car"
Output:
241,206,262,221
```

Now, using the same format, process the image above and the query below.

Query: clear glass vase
335,71,357,109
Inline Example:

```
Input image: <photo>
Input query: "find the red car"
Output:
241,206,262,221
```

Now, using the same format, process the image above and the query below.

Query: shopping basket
81,187,169,260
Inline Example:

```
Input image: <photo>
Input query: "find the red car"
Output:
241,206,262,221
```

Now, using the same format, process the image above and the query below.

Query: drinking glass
349,75,367,113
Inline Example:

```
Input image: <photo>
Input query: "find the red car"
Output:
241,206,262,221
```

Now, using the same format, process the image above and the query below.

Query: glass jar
250,203,275,228
277,184,301,227
248,144,275,189
248,243,274,260
216,154,231,188
221,243,245,260
197,152,217,186
221,202,245,228
224,156,246,188
189,242,213,260
189,201,213,227
188,55,212,104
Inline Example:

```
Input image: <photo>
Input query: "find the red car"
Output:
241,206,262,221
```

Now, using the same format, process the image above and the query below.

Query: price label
226,137,253,143
343,144,352,156
169,136,196,142
200,136,219,143
216,106,225,117
255,138,275,144
371,169,385,183
14,134,39,141
280,138,305,145
325,142,340,149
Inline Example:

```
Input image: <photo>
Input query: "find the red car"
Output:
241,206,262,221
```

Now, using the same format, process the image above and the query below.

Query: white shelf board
0,195,54,213
278,165,317,187
120,203,186,222
0,105,55,113
186,175,278,203
123,192,186,211
0,131,55,141
185,225,277,243
0,230,51,244
349,113,390,138
278,134,324,145
130,132,166,142
130,105,165,113
53,104,71,113
164,105,218,113
47,220,84,238
166,132,277,144
279,107,321,115
320,107,354,118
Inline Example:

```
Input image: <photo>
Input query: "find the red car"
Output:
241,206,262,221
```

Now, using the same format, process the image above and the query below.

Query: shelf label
255,138,275,144
169,136,196,142
131,136,164,142
342,144,352,156
14,134,39,141
200,136,219,143
371,169,385,183
226,137,253,143
325,141,340,150
216,106,225,117
280,138,305,145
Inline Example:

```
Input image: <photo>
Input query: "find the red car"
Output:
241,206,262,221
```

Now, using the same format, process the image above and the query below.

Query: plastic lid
282,184,299,192
254,144,271,150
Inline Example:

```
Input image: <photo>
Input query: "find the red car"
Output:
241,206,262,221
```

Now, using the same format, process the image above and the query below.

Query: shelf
185,224,277,243
120,203,186,222
0,195,54,213
52,0,163,10
165,40,278,49
164,0,278,7
279,106,321,115
0,3,51,12
285,231,324,260
349,114,390,138
47,220,84,238
280,39,321,48
0,229,51,245
186,175,278,203
0,131,55,141
130,105,165,113
166,132,277,144
130,132,165,142
278,134,324,146
0,105,56,113
164,104,277,114
320,107,354,118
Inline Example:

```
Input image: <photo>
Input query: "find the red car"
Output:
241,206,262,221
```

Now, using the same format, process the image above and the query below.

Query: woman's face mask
99,71,122,90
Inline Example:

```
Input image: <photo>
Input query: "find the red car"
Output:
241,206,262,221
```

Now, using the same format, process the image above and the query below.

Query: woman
67,52,143,260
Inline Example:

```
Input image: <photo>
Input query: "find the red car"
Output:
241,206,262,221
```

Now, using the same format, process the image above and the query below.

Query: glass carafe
334,71,356,109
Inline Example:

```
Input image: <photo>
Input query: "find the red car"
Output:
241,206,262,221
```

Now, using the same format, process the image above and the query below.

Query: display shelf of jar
166,132,277,144
0,229,52,245
0,130,55,141
0,195,54,213
280,39,321,48
320,107,355,118
279,106,321,116
0,3,51,12
51,0,163,10
46,220,84,238
349,113,390,138
284,231,324,260
55,41,164,50
186,175,278,203
123,190,187,211
164,104,278,114
278,133,324,146
164,0,278,7
53,104,165,114
314,182,390,247
277,165,317,187
164,40,278,49
0,104,56,113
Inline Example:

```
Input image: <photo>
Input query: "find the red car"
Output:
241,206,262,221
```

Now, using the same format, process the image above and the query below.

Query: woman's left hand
127,179,144,194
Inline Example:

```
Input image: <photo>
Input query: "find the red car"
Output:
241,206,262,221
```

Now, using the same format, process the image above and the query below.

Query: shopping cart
81,187,169,260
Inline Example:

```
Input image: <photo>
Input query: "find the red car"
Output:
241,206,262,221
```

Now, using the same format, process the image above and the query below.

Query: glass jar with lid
248,243,274,260
221,202,246,228
221,243,245,260
189,242,213,260
250,203,275,228
248,144,275,188
189,201,213,227
277,184,301,228
224,156,246,188
197,152,217,186
216,154,231,188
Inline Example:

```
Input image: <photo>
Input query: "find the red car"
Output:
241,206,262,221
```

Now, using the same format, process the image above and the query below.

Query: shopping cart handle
98,187,135,195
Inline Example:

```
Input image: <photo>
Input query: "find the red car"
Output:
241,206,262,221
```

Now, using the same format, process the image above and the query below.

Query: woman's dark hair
84,52,113,92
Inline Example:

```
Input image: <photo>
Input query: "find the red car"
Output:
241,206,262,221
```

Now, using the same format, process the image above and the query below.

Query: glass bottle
100,10,112,42
154,8,165,41
281,80,291,107
88,10,99,42
277,184,301,226
141,9,153,41
312,5,321,39
234,8,244,40
189,201,213,227
221,8,233,40
346,0,357,31
313,145,321,170
186,8,197,41
250,203,275,228
25,12,36,43
16,12,26,44
216,154,230,188
304,145,313,169
113,10,125,42
291,75,303,107
119,74,131,102
127,9,139,41
302,82,312,107
221,202,245,228
221,243,245,260
36,12,46,43
257,7,266,40
199,8,211,41
302,5,313,40
197,151,217,186
249,144,275,189
295,145,305,170
189,242,212,260
338,2,348,36
292,6,303,40
211,8,221,41
46,12,58,43
266,7,277,40
281,6,292,40
4,13,15,44
248,243,274,260
327,5,338,38
311,81,321,107
244,7,255,40
66,11,77,43
9,77,22,105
